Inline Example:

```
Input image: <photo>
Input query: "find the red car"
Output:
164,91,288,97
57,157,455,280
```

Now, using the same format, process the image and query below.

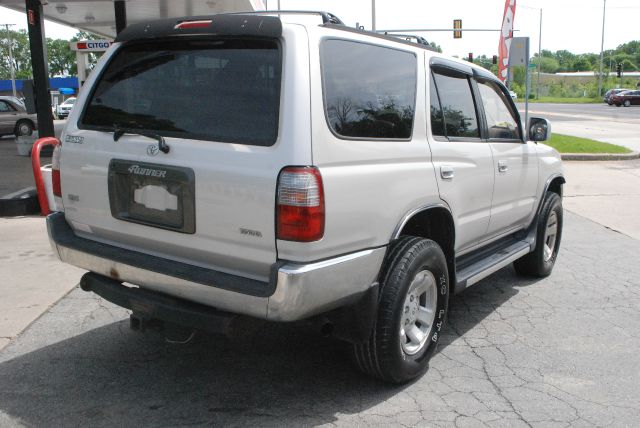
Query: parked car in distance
611,90,640,107
604,88,631,105
509,90,518,100
56,97,76,119
0,95,38,137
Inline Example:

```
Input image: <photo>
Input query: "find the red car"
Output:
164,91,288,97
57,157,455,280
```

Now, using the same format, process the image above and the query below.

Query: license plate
108,159,196,234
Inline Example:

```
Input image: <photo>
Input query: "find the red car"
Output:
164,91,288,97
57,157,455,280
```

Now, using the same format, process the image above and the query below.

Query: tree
554,49,576,71
531,55,560,73
47,38,76,76
572,57,592,72
0,28,32,79
428,41,442,53
0,29,104,79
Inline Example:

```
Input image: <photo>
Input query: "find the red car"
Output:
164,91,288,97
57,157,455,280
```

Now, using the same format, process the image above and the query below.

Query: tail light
52,145,62,198
276,167,325,242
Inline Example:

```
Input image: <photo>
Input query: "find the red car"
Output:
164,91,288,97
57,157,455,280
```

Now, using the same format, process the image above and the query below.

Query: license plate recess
108,159,195,234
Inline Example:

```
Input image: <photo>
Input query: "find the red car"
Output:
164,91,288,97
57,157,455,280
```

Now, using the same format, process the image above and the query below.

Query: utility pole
597,0,606,97
537,9,542,100
371,0,376,31
2,23,17,98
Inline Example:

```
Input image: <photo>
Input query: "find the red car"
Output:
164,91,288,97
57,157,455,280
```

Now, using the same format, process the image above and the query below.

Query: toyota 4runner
45,12,564,383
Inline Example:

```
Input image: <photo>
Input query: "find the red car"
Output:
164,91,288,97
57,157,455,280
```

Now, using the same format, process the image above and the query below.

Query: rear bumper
47,212,385,321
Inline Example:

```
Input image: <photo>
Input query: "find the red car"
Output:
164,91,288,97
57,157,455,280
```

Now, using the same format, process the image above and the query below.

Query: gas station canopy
0,0,265,38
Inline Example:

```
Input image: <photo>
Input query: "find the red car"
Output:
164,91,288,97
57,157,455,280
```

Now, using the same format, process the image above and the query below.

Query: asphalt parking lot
0,210,639,427
1,115,640,427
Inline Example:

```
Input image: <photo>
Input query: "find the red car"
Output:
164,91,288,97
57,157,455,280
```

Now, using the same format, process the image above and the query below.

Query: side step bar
455,240,531,292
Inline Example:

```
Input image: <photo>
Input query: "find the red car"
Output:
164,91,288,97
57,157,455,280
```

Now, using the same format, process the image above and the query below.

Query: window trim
320,37,418,142
77,36,283,147
430,67,483,142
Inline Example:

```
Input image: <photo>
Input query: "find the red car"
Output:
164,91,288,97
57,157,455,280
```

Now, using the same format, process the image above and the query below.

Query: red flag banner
498,0,517,84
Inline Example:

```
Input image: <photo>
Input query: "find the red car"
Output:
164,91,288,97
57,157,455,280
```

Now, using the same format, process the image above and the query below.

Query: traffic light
616,63,623,78
453,19,462,39
492,55,498,65
468,52,473,63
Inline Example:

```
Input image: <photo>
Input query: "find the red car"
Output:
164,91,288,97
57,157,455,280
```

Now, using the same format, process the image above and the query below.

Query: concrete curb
0,187,40,217
561,152,640,161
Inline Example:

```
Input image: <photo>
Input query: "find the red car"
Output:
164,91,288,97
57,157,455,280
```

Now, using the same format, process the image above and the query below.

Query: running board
455,240,531,292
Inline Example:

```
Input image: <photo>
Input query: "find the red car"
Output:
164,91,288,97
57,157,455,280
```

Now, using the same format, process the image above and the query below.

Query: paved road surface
518,102,640,152
1,211,639,427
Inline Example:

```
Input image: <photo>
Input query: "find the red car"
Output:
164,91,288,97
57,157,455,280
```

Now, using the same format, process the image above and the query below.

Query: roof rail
226,10,344,25
380,31,435,50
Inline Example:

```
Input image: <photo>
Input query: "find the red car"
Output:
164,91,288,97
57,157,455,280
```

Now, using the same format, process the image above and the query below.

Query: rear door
60,28,312,284
428,62,494,253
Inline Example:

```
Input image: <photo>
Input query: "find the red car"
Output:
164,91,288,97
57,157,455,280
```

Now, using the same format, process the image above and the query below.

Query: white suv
47,12,564,383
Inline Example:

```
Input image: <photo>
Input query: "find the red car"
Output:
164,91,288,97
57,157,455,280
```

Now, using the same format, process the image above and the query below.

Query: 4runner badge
146,144,159,156
127,165,167,178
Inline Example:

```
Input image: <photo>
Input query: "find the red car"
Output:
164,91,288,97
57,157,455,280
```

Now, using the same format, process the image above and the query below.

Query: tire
351,236,449,384
15,120,34,137
624,100,631,107
514,192,563,277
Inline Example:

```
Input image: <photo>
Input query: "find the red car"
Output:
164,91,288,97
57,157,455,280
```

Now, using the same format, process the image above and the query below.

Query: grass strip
546,133,631,153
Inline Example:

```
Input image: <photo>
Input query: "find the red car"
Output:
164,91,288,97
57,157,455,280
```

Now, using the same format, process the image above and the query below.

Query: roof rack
226,10,344,25
381,33,432,47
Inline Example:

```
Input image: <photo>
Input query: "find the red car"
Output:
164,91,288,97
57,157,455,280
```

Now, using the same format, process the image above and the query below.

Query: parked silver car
56,97,76,119
0,96,38,137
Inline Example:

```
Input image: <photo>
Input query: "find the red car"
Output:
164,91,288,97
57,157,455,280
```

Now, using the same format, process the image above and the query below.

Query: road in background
519,103,640,152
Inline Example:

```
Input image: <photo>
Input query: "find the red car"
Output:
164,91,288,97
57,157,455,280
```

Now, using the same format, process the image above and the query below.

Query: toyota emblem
146,144,159,156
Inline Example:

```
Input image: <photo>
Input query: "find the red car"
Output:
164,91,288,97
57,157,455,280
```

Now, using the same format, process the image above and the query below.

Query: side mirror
528,117,551,142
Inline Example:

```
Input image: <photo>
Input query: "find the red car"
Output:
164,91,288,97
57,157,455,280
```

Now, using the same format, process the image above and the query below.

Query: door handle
440,165,455,179
498,160,509,172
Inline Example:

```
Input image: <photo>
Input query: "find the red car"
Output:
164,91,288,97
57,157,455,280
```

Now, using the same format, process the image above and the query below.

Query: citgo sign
70,40,114,52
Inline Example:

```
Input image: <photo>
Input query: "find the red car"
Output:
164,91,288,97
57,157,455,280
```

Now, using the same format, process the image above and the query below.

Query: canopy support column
115,0,127,34
25,0,54,137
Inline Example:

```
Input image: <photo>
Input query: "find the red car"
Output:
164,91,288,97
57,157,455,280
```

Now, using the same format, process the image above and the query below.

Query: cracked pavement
0,211,639,427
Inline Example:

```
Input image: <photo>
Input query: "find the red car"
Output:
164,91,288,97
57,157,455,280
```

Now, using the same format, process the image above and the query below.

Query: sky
1,0,638,58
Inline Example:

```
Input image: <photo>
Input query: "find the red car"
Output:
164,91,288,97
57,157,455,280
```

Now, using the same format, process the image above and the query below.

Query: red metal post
31,137,60,216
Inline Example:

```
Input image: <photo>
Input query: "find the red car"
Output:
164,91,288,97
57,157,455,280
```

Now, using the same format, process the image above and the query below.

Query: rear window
321,39,416,140
81,39,281,146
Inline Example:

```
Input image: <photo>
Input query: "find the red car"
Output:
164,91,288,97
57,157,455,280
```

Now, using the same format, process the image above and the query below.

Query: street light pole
2,23,17,98
597,0,606,97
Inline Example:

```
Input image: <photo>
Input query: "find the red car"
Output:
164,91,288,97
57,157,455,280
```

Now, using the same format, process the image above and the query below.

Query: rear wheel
15,120,33,137
624,100,631,107
351,236,449,384
514,192,563,277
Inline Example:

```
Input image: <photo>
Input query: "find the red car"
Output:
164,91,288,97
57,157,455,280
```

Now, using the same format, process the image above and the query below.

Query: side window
321,39,417,139
432,72,480,139
429,73,445,137
477,80,521,140
0,101,13,112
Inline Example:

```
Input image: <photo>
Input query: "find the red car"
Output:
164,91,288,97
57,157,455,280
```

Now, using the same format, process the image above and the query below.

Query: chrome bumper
47,213,385,321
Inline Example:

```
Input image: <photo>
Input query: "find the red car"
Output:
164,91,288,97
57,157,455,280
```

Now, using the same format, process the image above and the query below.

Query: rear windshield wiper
112,127,170,154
